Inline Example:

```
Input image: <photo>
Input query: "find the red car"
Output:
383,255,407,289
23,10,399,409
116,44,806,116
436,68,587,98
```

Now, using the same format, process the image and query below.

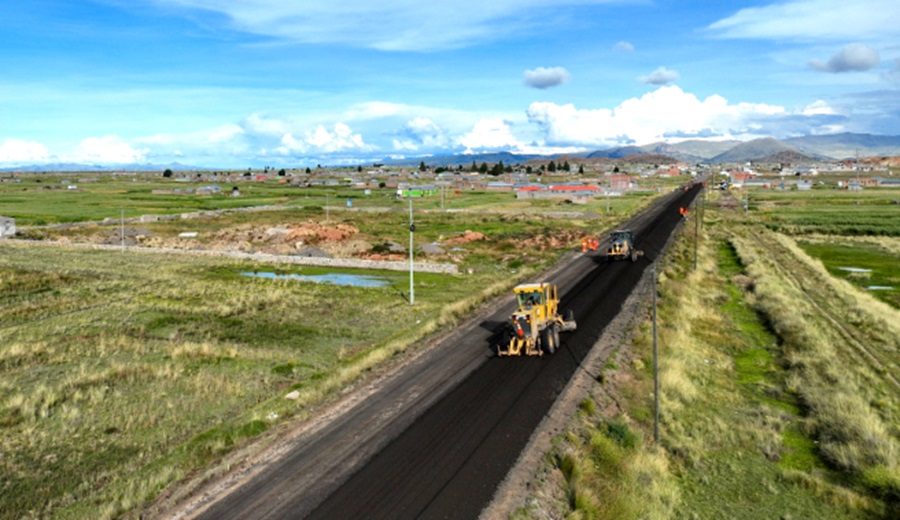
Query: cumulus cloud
708,0,899,42
612,40,634,52
802,99,836,116
526,85,787,146
523,67,570,89
72,136,146,164
457,118,522,151
0,139,50,164
810,43,880,72
278,123,371,154
639,66,679,85
392,117,449,151
155,1,621,51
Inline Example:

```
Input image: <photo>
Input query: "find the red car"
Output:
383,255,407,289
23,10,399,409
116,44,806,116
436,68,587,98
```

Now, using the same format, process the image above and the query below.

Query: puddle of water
838,266,872,273
867,285,894,291
241,271,389,287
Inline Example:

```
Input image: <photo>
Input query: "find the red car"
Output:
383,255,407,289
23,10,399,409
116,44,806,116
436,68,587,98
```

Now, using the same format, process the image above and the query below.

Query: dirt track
180,185,701,520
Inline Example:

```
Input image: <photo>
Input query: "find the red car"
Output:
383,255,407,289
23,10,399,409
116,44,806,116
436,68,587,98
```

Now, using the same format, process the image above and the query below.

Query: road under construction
175,183,702,520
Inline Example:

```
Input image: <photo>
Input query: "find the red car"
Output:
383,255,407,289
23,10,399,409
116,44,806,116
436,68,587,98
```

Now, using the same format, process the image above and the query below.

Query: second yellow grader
497,282,577,356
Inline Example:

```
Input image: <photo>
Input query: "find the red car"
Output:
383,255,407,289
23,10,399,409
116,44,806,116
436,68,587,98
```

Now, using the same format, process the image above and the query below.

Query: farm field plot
0,231,567,519
0,176,295,225
751,189,900,236
797,238,900,308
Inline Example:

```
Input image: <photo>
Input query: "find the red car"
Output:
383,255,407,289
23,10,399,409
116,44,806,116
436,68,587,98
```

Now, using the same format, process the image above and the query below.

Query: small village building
0,216,15,238
196,185,222,195
875,177,900,188
796,180,812,191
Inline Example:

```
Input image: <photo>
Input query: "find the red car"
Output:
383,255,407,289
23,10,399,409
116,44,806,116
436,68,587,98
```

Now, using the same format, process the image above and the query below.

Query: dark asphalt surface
197,185,701,520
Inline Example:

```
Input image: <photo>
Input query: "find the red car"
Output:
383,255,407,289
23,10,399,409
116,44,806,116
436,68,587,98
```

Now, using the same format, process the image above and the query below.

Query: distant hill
621,153,679,164
784,133,900,159
710,138,802,163
758,150,818,164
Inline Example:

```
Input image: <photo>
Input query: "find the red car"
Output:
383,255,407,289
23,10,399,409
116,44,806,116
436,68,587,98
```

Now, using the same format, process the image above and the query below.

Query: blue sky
0,0,898,167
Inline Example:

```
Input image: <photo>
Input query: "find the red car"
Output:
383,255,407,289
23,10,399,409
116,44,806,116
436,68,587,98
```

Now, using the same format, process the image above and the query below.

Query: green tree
357,165,363,173
526,165,533,174
578,164,584,174
162,168,173,178
613,165,620,173
563,160,571,172
277,168,286,176
490,161,504,176
470,161,478,172
305,167,312,174
548,161,557,172
479,162,488,174
419,161,427,172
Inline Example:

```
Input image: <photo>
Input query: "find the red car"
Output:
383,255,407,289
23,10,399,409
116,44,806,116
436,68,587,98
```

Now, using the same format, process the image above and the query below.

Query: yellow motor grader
497,283,576,356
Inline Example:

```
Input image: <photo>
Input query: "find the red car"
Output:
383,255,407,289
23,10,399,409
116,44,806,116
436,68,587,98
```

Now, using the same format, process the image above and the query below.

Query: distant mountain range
0,162,207,173
583,133,900,164
410,133,900,167
3,133,899,171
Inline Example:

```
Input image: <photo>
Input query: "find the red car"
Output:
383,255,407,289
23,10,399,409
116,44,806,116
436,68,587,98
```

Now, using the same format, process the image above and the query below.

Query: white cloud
392,117,449,151
802,99,837,115
639,66,679,85
457,118,522,151
523,66,570,89
527,85,787,146
243,113,290,136
810,43,880,72
71,136,146,164
708,0,900,42
613,40,635,52
278,122,371,154
0,139,50,163
154,1,620,51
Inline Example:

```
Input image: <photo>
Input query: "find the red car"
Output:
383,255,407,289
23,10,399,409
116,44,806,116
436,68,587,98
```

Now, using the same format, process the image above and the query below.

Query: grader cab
606,230,643,262
497,283,576,357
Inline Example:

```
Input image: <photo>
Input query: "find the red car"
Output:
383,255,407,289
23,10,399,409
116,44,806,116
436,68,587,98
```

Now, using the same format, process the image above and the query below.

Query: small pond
241,271,389,287
838,266,872,273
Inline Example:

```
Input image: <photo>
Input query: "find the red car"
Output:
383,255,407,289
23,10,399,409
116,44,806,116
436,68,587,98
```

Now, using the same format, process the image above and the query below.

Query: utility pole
693,192,699,271
325,193,330,223
652,262,660,445
408,197,415,305
120,209,125,252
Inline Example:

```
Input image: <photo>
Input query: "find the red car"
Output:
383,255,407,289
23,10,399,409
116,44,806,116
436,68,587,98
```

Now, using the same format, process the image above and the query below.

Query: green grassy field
796,239,899,308
0,176,296,225
748,189,900,236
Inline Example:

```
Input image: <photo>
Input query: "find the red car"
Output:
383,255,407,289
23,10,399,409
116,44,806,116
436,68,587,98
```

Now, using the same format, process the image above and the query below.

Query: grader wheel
541,326,556,355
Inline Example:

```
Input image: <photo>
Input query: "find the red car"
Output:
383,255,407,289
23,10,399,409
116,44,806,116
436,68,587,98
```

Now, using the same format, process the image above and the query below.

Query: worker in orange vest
679,206,689,219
